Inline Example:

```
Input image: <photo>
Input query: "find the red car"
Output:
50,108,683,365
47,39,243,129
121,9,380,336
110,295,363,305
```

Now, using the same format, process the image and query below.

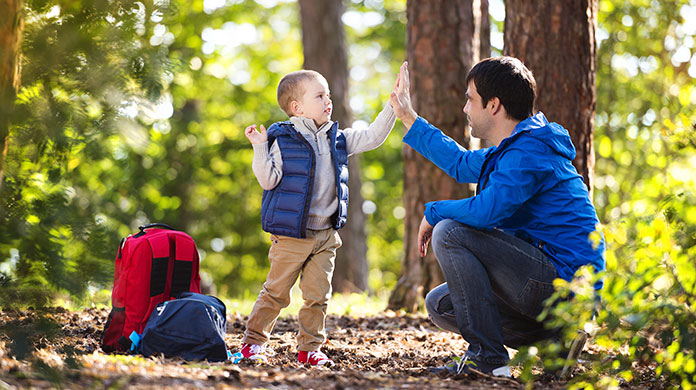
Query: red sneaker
298,350,334,367
237,343,268,363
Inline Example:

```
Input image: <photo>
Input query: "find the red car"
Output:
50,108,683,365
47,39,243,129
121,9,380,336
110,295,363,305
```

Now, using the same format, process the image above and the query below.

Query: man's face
463,81,491,140
295,78,333,127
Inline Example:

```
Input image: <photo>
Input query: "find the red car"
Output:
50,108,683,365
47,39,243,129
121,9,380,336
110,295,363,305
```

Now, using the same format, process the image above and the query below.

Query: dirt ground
0,307,650,389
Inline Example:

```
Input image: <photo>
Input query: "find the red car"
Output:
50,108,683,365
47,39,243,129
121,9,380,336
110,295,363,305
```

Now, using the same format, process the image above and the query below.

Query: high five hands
389,62,418,130
390,62,433,257
244,124,267,144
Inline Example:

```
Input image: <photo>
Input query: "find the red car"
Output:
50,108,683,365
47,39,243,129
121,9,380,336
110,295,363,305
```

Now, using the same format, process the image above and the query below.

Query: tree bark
388,0,486,312
476,0,492,150
503,0,597,195
480,0,490,60
0,0,24,189
299,0,368,293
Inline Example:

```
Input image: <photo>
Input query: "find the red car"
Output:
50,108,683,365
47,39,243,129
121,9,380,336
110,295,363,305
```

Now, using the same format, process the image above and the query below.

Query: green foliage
587,0,696,386
1,0,170,305
2,0,409,301
593,0,696,223
517,201,696,388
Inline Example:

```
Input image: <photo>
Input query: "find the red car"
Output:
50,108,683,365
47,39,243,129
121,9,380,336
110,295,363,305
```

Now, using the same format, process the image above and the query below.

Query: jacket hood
512,112,576,161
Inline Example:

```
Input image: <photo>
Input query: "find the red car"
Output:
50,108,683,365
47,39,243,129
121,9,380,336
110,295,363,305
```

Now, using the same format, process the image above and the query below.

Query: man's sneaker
298,350,334,367
231,343,268,364
490,365,512,377
429,356,511,378
429,356,462,376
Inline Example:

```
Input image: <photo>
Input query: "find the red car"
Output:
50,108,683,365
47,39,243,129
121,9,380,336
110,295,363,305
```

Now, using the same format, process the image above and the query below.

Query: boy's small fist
245,124,267,144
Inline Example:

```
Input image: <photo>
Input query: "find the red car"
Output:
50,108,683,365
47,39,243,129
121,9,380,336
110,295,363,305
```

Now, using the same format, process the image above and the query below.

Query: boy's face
293,78,332,127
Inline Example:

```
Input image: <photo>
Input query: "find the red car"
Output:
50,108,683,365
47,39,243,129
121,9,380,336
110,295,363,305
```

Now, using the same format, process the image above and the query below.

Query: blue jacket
261,121,349,239
403,112,605,282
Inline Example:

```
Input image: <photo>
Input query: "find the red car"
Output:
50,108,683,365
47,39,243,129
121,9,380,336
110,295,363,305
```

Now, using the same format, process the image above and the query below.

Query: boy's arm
244,123,283,190
251,141,283,190
344,104,397,155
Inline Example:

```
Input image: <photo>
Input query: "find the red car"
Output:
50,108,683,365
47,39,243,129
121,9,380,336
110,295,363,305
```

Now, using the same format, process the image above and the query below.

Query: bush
515,190,696,389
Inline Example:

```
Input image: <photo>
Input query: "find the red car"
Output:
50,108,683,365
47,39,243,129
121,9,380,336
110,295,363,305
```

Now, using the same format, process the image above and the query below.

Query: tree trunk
503,0,597,196
0,0,24,189
388,0,486,312
299,0,368,293
480,0,490,60
476,0,492,150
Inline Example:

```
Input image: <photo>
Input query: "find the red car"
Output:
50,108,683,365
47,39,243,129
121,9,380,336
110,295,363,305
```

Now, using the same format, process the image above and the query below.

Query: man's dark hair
465,56,537,121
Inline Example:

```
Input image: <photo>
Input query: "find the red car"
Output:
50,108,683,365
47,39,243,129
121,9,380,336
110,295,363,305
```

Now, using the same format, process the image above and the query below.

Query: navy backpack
134,292,229,362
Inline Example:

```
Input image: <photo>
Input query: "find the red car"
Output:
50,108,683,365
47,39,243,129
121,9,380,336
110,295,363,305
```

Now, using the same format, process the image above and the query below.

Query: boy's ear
290,100,302,115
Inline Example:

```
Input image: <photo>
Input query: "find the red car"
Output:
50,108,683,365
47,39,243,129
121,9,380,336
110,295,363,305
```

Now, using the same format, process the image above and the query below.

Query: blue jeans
425,219,560,369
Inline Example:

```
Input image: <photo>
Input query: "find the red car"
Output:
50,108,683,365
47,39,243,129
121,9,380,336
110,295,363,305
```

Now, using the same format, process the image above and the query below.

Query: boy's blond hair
277,70,326,116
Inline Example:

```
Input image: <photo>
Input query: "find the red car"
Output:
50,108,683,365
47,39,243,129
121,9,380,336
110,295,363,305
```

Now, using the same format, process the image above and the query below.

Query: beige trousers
243,228,341,351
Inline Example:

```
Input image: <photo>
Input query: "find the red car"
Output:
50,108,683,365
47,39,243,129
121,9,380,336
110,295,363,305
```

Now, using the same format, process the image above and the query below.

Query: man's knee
432,219,483,253
431,219,462,249
424,288,439,316
425,283,451,315
424,284,460,333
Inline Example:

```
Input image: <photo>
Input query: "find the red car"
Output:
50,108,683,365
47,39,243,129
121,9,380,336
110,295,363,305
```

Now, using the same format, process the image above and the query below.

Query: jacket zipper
477,130,528,193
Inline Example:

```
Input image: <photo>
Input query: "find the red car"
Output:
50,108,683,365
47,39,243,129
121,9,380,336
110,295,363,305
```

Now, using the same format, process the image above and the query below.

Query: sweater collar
289,116,333,136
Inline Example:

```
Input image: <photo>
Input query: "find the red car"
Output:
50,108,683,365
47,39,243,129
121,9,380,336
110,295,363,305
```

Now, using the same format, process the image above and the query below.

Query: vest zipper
294,133,315,239
328,127,340,228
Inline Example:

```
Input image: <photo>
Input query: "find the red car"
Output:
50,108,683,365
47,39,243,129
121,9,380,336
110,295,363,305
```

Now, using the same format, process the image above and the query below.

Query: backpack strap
145,230,197,300
129,331,142,353
170,234,195,297
117,237,127,259
134,223,176,238
147,233,171,297
163,234,177,300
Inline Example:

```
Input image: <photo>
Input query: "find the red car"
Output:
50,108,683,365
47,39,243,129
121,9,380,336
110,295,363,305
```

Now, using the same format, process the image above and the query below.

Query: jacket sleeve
403,116,489,184
424,146,553,227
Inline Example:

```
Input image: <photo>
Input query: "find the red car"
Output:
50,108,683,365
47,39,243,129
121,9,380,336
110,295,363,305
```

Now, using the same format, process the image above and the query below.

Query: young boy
237,70,396,366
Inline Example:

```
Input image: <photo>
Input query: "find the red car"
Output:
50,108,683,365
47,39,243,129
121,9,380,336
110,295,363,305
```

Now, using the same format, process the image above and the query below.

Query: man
389,57,605,377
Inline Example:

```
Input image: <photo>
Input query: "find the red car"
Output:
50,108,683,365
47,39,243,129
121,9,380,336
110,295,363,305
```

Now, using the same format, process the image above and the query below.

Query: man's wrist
401,111,418,130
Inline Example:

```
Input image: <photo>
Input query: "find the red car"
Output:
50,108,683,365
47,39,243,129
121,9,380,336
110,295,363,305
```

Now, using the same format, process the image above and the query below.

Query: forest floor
0,307,663,389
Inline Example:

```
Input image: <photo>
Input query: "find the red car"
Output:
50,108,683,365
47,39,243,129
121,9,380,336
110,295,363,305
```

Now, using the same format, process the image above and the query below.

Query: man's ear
488,97,502,116
290,100,302,115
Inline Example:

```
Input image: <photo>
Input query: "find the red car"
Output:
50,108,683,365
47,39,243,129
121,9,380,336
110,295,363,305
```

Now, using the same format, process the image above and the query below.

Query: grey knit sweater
251,104,396,230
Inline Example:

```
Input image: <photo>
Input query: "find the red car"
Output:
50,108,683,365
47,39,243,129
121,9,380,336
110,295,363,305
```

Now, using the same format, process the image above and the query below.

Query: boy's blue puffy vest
261,121,349,239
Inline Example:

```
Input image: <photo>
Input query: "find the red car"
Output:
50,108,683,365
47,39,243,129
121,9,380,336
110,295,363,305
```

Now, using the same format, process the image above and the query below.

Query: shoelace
455,356,470,375
249,344,265,355
308,351,330,361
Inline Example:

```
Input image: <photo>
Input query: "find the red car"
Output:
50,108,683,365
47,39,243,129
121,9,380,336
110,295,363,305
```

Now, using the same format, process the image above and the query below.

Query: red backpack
101,223,201,352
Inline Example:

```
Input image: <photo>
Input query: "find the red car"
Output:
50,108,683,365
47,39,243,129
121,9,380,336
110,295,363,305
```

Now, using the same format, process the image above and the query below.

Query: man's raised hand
389,61,418,130
244,124,267,144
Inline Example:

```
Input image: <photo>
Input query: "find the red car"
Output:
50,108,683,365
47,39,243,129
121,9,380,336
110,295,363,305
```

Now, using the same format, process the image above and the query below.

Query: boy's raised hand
244,124,267,144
